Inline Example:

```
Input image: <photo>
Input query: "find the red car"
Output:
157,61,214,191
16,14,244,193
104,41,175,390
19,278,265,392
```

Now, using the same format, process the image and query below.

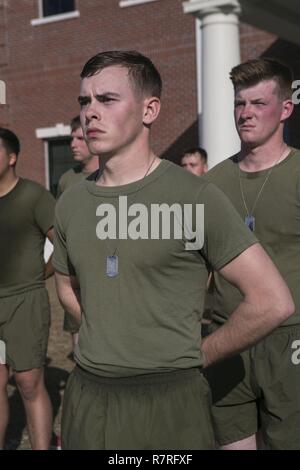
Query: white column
183,0,241,168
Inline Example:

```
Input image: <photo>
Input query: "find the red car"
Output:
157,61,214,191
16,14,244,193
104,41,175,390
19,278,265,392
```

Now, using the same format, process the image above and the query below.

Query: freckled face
234,80,288,147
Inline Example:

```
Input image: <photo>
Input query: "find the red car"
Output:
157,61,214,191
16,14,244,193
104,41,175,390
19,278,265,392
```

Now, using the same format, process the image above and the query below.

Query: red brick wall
240,24,277,61
0,0,197,184
0,1,298,186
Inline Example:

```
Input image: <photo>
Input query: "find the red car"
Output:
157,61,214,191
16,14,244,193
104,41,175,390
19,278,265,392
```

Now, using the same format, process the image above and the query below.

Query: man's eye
79,99,88,108
99,97,114,103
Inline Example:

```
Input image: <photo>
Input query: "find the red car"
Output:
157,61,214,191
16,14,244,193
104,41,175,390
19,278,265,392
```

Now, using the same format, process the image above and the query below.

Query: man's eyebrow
78,92,121,103
235,96,265,102
95,92,121,99
78,95,90,103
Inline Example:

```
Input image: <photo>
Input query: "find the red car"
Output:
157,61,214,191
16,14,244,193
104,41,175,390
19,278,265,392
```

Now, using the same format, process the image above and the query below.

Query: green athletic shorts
204,322,300,449
62,366,216,450
0,288,50,371
63,311,80,334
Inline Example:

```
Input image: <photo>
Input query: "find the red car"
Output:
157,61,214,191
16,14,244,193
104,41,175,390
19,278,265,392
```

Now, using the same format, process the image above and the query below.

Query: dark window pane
42,0,75,17
48,138,73,197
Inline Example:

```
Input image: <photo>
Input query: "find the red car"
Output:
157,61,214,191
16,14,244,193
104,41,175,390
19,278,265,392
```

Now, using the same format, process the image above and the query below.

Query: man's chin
87,142,105,155
238,133,257,145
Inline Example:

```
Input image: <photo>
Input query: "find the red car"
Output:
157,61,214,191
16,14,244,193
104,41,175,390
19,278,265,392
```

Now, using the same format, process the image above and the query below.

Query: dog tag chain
238,147,289,232
102,154,157,277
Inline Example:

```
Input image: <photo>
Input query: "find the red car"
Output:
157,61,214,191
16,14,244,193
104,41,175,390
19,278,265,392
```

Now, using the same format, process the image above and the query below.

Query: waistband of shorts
74,365,202,386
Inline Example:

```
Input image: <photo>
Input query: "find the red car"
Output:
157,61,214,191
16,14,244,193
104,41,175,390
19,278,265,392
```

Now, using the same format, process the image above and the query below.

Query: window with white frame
36,124,73,196
119,0,159,7
42,0,75,17
31,0,79,26
48,138,74,196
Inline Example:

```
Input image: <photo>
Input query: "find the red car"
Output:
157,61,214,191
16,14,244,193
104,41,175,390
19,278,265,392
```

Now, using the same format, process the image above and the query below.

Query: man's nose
84,101,100,121
240,103,253,119
70,139,77,149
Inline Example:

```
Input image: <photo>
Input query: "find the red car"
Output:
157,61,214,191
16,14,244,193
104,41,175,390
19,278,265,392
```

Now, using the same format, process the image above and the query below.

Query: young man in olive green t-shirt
204,58,300,450
54,51,294,450
57,116,98,351
57,115,98,198
0,128,55,449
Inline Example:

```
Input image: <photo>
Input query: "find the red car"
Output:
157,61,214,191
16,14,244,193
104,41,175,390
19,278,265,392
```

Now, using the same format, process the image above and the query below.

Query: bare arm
55,271,82,324
44,228,54,279
201,243,295,367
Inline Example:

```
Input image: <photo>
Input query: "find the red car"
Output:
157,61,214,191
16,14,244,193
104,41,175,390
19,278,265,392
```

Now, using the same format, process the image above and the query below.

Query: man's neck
239,140,290,172
0,171,19,197
81,156,99,174
96,145,160,187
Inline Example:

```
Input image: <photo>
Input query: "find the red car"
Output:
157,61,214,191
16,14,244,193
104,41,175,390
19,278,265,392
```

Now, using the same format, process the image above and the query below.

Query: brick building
0,0,299,192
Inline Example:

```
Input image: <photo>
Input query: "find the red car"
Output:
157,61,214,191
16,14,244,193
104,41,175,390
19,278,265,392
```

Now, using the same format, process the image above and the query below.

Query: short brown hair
70,116,81,132
0,127,20,157
230,58,293,99
182,147,207,163
80,50,162,99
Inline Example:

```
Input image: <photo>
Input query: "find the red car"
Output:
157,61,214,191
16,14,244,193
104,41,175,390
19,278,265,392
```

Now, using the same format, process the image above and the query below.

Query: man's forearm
55,274,82,324
201,243,295,367
44,255,54,279
59,290,81,324
201,298,289,368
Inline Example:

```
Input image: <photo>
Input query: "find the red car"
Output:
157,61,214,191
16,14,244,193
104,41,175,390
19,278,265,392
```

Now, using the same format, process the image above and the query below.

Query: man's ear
8,153,17,167
281,99,294,122
143,97,161,126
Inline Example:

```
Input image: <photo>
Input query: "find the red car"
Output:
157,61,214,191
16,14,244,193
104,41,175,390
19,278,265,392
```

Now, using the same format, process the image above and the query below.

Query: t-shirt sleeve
34,189,56,234
57,173,67,199
53,201,76,276
199,182,258,270
56,182,63,199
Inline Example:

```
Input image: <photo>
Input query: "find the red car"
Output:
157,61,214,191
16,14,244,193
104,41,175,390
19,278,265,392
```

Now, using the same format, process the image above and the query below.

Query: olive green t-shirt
0,178,56,297
53,160,257,377
57,165,94,198
204,147,300,327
